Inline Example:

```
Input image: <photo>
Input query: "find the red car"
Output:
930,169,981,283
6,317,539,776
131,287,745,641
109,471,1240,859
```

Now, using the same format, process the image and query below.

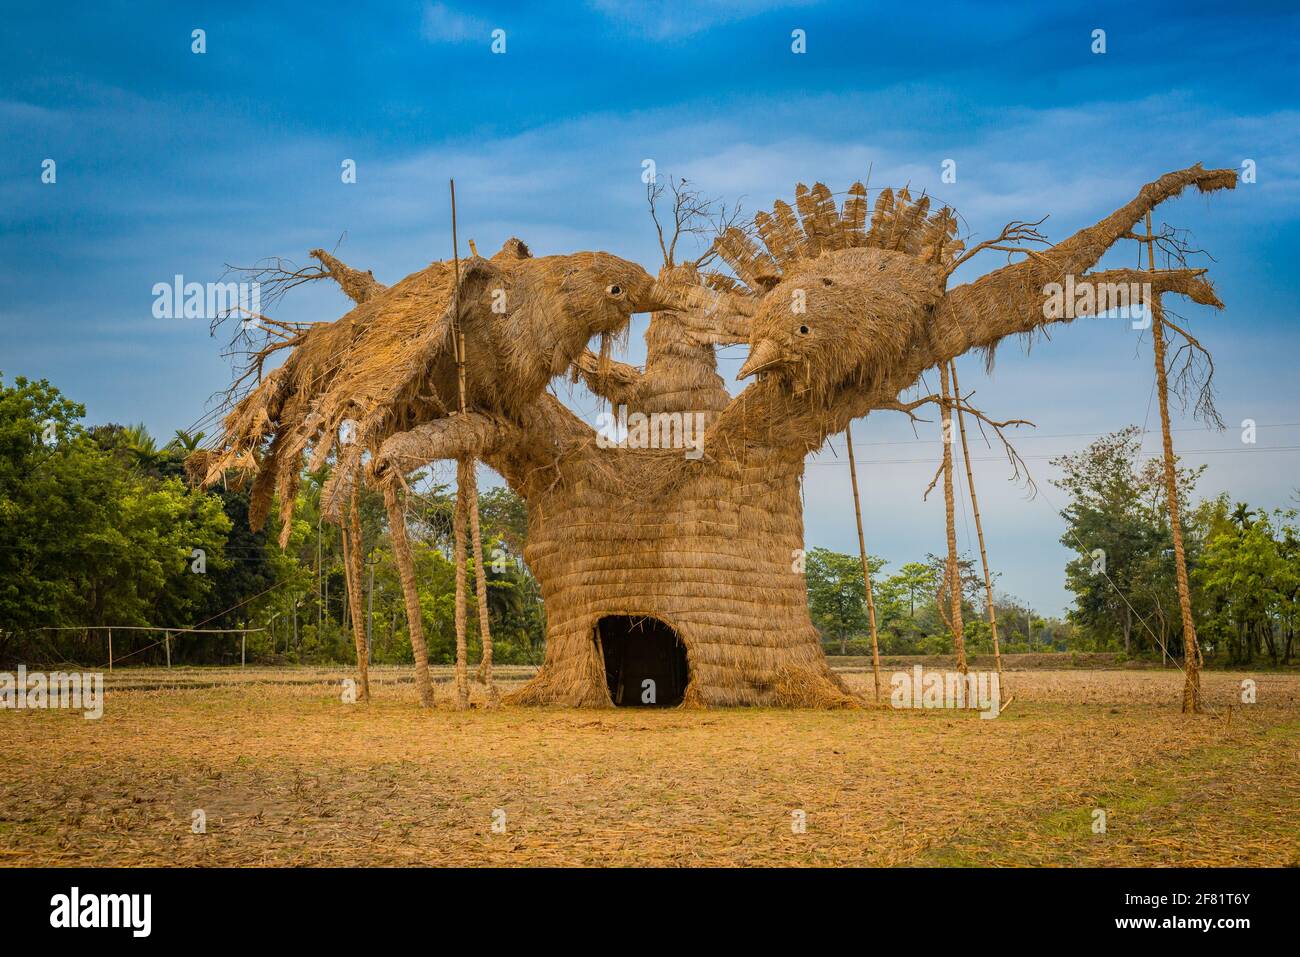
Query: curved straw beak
736,338,782,380
635,278,689,314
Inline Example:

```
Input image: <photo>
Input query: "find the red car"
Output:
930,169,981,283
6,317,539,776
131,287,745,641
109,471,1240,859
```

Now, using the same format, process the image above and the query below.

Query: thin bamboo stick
450,178,471,709
845,427,882,701
1144,211,1202,713
948,360,1002,680
939,362,967,674
453,475,470,708
447,179,494,709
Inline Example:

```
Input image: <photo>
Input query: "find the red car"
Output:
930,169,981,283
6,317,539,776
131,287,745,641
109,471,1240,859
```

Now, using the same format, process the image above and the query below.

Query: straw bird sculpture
203,164,1235,709
199,238,673,537
195,237,676,706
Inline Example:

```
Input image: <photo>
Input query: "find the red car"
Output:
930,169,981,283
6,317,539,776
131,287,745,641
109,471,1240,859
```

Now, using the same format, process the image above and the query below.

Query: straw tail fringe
718,181,963,294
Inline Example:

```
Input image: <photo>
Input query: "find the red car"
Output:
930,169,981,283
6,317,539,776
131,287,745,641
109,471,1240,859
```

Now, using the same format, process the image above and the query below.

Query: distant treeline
809,425,1298,666
2,376,1295,667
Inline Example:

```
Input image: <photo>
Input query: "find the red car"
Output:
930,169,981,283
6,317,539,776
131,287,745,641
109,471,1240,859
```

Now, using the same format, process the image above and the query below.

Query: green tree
805,546,871,654
1052,426,1201,656
0,375,230,664
1196,498,1293,665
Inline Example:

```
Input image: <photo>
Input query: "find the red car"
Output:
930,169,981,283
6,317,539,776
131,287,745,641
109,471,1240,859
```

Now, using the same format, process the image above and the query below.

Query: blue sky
2,1,1298,615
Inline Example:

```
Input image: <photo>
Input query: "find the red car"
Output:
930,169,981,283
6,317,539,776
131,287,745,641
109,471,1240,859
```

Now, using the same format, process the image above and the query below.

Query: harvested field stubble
2,667,1296,867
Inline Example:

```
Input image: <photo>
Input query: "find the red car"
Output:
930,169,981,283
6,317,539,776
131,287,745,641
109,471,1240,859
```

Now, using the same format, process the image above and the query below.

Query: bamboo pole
107,628,112,673
446,179,495,709
1144,211,1202,713
845,426,882,701
939,363,967,674
384,482,433,707
449,178,471,710
948,360,1002,680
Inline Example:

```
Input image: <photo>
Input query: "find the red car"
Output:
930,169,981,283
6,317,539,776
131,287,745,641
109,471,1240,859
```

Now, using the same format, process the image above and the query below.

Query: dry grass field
2,662,1297,867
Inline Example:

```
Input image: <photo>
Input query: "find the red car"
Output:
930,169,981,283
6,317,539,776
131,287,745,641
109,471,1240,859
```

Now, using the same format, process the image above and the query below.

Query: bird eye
821,278,834,286
606,284,623,297
797,324,810,336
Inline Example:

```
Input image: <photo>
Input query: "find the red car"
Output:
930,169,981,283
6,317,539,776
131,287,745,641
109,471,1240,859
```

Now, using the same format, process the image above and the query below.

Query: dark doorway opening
596,616,688,707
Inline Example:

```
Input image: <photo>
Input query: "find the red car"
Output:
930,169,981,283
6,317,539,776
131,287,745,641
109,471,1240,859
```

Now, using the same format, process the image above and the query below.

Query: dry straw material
199,165,1235,708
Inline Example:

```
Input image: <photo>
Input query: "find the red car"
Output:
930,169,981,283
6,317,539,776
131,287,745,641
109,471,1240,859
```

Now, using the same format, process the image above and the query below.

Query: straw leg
460,457,498,706
453,462,470,710
384,482,433,707
344,490,371,702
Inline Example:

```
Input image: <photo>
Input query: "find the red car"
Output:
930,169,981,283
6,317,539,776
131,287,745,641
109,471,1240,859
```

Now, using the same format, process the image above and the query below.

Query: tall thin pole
845,426,882,701
448,178,497,707
939,363,967,673
948,360,1002,680
450,179,471,709
452,468,470,708
450,180,465,411
1144,211,1202,713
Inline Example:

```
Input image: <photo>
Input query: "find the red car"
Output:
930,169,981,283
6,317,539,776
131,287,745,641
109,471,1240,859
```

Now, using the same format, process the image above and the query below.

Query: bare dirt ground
2,664,1297,866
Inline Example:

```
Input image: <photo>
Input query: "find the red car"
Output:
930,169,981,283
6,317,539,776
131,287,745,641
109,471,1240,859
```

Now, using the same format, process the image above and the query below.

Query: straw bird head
708,182,962,395
736,246,944,388
451,246,682,389
548,251,666,336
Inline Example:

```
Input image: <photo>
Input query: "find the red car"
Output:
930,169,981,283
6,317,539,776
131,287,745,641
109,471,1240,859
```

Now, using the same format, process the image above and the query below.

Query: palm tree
1231,502,1256,530
122,422,157,454
166,429,206,453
